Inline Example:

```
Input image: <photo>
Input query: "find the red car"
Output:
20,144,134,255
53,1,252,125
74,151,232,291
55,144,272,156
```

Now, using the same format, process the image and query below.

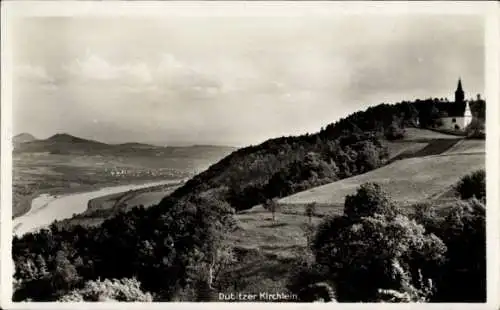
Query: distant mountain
14,133,237,158
46,133,107,145
15,133,109,155
13,133,37,145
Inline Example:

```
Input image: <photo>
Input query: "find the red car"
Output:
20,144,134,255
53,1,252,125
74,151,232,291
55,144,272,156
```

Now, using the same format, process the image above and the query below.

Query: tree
411,202,441,236
305,202,317,225
385,118,406,141
263,198,279,222
315,213,446,302
433,198,486,302
344,183,399,221
287,237,334,302
376,260,434,302
311,183,446,302
52,251,81,295
455,170,485,202
465,118,485,138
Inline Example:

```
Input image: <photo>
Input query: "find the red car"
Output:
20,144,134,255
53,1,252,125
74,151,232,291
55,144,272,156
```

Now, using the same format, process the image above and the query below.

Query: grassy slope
222,129,484,294
278,131,484,208
278,153,484,210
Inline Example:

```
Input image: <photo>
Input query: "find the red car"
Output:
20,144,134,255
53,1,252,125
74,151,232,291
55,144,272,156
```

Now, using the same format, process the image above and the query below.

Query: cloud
63,50,153,84
155,53,222,95
12,15,484,146
61,51,223,98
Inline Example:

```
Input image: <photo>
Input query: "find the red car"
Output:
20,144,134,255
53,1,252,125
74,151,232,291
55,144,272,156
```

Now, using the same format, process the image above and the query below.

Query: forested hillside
164,97,485,211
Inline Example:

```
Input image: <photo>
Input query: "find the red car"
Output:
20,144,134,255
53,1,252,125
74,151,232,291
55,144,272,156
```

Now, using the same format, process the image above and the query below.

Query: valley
12,133,235,219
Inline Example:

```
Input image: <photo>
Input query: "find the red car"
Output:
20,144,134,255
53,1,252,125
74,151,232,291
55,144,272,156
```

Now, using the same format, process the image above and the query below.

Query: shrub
432,198,486,302
311,183,446,302
385,120,406,141
313,212,446,302
58,278,153,302
465,119,485,139
455,170,485,202
287,244,334,302
344,183,399,221
411,202,442,235
377,260,435,302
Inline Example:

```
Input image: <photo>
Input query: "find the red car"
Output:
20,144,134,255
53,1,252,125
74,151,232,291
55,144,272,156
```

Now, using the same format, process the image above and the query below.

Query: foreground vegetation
12,97,486,302
12,169,485,302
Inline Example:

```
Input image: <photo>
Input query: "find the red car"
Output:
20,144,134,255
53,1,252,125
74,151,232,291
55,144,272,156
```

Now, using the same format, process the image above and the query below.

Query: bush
410,202,442,236
287,245,335,302
385,120,406,141
432,198,486,302
58,278,153,302
311,183,446,302
344,183,399,221
465,119,485,139
455,170,485,202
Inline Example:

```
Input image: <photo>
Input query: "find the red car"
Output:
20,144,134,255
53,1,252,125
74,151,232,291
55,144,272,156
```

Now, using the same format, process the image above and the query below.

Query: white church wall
439,117,466,131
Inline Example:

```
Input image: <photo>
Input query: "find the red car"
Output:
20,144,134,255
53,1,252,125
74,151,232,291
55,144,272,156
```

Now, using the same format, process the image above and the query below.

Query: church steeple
455,78,464,103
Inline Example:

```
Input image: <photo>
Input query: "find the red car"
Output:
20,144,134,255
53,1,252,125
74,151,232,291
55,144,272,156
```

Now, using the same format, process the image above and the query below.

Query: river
13,180,182,237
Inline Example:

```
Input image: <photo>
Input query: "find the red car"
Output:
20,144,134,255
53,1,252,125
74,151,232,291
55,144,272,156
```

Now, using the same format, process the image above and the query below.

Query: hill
162,98,485,212
15,133,110,154
13,133,37,145
234,132,484,253
13,132,236,157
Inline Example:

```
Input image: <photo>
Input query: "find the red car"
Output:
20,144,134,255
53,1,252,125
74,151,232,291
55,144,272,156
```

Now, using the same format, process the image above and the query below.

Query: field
442,139,486,155
278,152,484,210
398,128,465,141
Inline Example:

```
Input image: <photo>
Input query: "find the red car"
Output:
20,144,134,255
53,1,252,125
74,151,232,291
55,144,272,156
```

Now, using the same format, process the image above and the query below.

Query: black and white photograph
0,1,497,306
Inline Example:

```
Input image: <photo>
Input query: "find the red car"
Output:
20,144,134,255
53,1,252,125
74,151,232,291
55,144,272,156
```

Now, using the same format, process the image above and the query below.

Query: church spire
455,78,464,103
457,78,463,91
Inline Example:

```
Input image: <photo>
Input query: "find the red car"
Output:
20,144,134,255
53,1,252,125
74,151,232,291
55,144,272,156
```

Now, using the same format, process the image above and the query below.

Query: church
437,78,473,131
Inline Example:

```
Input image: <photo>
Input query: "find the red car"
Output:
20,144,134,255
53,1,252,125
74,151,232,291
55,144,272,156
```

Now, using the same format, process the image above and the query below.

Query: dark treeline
13,195,236,301
12,97,485,302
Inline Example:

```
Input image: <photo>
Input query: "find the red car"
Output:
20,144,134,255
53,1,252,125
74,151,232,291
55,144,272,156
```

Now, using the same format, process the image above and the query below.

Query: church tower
455,78,464,103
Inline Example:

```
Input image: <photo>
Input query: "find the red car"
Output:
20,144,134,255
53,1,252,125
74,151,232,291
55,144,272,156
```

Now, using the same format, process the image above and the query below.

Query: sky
11,13,485,147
